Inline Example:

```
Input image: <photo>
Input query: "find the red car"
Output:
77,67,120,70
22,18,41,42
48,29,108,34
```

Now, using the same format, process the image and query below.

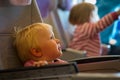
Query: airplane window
114,5,120,11
84,0,96,4
71,0,79,5
71,0,96,7
71,0,82,6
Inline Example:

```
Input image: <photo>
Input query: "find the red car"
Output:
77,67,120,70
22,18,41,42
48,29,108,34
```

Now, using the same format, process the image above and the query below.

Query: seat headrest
37,0,58,18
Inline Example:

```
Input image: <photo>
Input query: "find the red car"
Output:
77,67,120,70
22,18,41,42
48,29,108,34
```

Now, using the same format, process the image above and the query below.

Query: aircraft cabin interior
0,0,120,80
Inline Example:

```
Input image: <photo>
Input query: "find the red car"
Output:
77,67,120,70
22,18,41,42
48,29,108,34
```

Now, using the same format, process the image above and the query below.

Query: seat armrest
66,48,86,56
60,48,86,61
0,62,78,80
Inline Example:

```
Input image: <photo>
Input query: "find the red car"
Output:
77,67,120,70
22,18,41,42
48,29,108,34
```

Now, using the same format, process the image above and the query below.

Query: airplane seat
0,1,79,79
70,55,120,73
0,62,79,80
28,72,120,80
0,0,42,70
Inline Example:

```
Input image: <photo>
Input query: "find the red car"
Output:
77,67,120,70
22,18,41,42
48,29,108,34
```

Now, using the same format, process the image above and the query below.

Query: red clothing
69,12,118,57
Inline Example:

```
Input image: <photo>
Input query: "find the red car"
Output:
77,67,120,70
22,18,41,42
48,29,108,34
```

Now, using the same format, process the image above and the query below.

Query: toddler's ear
30,48,42,57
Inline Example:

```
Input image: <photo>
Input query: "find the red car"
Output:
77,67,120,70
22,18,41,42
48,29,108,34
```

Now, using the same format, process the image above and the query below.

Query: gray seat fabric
26,73,120,80
0,62,78,80
72,55,120,73
0,0,42,70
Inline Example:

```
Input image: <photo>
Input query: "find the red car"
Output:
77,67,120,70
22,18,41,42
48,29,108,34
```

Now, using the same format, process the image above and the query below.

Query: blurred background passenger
68,2,120,57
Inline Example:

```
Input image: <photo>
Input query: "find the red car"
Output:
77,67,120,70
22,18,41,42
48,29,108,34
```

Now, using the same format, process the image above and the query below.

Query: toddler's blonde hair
14,23,52,62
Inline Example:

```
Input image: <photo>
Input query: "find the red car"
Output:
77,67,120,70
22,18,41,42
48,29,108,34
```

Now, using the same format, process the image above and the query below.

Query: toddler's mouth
58,44,62,51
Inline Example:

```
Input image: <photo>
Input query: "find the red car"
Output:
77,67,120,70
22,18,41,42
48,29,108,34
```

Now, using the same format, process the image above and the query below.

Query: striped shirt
69,12,118,57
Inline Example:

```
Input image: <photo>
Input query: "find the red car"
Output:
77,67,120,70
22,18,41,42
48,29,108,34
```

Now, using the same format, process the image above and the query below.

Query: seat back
36,0,69,49
0,62,78,80
25,73,120,80
0,0,42,70
53,9,75,49
72,55,120,73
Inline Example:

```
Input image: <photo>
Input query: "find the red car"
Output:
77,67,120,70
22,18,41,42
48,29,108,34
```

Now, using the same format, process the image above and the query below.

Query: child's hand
54,59,68,64
117,9,120,15
33,60,48,67
48,59,68,64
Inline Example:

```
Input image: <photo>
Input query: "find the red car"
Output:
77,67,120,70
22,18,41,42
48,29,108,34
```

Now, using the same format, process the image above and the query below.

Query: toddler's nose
54,39,60,43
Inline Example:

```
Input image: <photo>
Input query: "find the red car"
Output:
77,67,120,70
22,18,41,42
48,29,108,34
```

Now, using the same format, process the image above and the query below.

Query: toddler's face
38,26,62,61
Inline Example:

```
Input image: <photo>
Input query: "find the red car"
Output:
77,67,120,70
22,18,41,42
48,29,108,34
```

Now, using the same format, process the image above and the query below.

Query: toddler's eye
50,34,55,39
50,36,54,39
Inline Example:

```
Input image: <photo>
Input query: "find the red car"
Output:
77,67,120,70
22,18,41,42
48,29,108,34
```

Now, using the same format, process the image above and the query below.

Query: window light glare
85,0,96,4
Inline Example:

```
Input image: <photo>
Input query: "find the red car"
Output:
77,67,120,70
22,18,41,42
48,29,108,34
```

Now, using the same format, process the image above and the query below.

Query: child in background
14,23,67,67
68,2,120,57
